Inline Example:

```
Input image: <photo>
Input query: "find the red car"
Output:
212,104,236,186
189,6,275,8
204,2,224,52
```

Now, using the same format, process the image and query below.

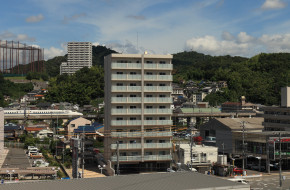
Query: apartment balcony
144,86,172,92
111,120,142,126
111,143,141,149
111,63,141,69
111,156,142,162
144,75,172,81
111,108,142,115
144,109,172,115
112,86,141,92
112,74,141,81
144,97,172,103
143,155,172,161
111,131,172,138
144,64,173,70
111,143,172,149
144,143,172,149
111,97,141,103
110,155,172,162
144,120,172,125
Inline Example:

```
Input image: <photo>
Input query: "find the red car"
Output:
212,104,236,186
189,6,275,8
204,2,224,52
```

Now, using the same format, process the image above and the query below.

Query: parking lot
2,148,30,168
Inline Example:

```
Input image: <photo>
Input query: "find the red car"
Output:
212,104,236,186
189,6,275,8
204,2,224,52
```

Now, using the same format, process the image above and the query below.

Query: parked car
233,167,245,174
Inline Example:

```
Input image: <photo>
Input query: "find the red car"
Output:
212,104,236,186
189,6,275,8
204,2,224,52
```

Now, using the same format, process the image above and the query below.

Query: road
2,148,30,169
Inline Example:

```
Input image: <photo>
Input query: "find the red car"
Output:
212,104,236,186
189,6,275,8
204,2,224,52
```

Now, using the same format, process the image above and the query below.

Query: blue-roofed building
4,123,24,139
73,125,104,137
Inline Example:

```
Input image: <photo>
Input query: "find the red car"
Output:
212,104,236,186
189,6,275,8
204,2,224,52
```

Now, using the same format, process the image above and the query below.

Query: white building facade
104,53,173,172
0,108,4,154
60,42,92,75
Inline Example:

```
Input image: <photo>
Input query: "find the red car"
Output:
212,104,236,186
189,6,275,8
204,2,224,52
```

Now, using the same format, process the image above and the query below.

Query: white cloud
106,40,154,54
44,46,65,60
0,31,35,42
26,14,44,23
261,0,286,10
185,32,290,57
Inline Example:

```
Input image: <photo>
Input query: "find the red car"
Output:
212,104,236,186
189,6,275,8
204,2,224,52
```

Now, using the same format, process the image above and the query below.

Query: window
159,117,166,120
159,72,166,75
116,117,123,120
146,61,153,64
146,129,152,132
117,83,123,86
146,117,153,120
145,152,153,155
146,95,153,97
146,106,153,109
130,129,137,132
146,140,153,143
116,129,123,132
71,124,75,127
130,117,136,120
130,72,136,75
130,94,137,97
116,72,123,74
146,83,153,86
116,106,123,109
146,72,153,75
118,141,123,144
159,140,166,143
130,83,136,86
120,152,127,156
159,106,166,109
130,140,137,144
159,61,166,64
131,152,138,156
116,94,123,97
159,84,166,86
159,151,166,155
130,106,136,109
159,95,166,97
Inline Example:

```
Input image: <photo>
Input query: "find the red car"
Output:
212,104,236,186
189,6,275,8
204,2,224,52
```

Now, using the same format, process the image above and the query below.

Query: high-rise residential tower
104,53,173,173
60,42,92,75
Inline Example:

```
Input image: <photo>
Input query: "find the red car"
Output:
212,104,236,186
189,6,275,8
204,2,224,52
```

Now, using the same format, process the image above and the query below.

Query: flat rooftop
0,172,249,190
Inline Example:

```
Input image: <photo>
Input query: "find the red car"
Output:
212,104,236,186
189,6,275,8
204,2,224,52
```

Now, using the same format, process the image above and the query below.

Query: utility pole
279,132,282,187
82,127,85,178
241,121,246,176
190,133,193,171
222,142,225,165
116,138,120,175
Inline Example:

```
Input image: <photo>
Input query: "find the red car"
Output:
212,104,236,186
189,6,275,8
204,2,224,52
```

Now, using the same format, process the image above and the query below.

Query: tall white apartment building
60,42,92,75
0,108,4,154
104,53,173,173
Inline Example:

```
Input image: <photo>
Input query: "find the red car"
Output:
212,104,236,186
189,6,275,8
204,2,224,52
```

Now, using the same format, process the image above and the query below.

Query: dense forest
0,73,34,107
173,52,290,106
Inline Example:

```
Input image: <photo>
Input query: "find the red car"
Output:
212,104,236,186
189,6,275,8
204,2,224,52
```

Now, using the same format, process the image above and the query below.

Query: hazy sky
1,0,290,59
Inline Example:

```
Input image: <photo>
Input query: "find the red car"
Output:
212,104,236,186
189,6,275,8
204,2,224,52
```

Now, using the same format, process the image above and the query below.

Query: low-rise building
65,117,91,139
36,129,54,139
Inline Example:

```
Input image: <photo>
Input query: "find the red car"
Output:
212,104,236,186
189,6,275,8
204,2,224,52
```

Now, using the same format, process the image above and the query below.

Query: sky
1,0,290,59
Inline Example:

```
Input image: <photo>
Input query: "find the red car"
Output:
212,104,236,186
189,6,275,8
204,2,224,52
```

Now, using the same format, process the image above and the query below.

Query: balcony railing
111,97,142,103
111,120,142,126
143,155,172,161
110,131,172,137
111,143,172,149
112,74,141,80
111,143,141,149
112,86,142,92
111,109,142,115
144,120,172,125
144,75,172,81
144,97,172,103
111,63,141,69
111,156,142,161
144,109,172,114
144,86,172,92
144,143,172,148
144,64,172,70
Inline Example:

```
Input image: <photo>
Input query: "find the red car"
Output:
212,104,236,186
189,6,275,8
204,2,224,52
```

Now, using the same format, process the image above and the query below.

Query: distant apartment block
104,53,173,173
263,87,290,131
60,42,92,75
192,92,207,105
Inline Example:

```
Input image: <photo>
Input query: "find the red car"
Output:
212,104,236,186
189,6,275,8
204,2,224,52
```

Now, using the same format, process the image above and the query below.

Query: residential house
4,123,24,140
36,129,54,139
65,117,92,139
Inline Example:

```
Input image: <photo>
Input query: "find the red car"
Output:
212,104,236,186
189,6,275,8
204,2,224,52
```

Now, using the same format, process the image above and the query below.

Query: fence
4,142,49,149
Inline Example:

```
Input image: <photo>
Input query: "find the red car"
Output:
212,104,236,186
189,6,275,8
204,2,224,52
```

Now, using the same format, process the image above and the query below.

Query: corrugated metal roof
215,117,264,130
0,172,249,190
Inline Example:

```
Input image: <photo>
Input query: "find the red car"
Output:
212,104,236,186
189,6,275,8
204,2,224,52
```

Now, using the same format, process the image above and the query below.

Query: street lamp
98,165,106,174
6,170,15,182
